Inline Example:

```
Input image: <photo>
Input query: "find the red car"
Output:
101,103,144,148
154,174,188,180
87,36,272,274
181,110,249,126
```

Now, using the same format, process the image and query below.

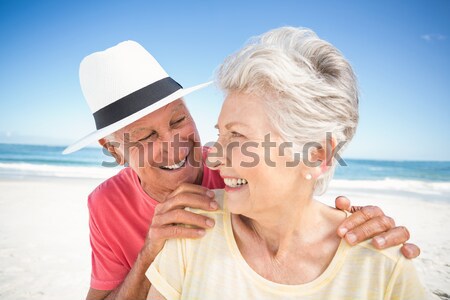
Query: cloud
421,34,447,42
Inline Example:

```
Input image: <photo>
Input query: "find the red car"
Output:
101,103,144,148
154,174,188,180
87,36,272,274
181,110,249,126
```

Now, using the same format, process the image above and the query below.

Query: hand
335,196,420,259
141,183,218,262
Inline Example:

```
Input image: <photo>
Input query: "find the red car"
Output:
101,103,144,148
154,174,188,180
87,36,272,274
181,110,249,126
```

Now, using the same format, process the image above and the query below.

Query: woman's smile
222,176,249,192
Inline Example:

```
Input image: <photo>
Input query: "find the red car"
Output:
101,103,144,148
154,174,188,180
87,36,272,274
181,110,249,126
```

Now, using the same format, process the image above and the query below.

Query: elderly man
64,41,419,300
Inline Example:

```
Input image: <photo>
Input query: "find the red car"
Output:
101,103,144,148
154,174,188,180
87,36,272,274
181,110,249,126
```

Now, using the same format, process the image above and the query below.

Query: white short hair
216,27,359,195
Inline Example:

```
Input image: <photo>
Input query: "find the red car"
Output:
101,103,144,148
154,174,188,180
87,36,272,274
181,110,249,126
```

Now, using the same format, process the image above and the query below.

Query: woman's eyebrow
215,122,249,130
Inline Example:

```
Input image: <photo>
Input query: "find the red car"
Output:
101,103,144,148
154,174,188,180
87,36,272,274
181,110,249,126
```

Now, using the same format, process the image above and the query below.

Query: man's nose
160,132,190,158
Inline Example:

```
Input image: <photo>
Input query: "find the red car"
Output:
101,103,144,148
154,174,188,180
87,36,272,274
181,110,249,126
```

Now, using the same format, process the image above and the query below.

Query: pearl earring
305,174,312,180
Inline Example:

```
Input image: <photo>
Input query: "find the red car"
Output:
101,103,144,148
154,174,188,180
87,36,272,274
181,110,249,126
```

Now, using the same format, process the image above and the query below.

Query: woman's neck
231,194,346,284
235,195,321,256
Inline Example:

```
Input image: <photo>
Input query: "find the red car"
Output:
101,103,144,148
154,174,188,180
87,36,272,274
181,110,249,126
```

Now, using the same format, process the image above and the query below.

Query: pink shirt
88,152,224,290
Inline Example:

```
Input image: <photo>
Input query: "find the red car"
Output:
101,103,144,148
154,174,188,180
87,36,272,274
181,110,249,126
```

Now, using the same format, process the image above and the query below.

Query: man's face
109,99,203,201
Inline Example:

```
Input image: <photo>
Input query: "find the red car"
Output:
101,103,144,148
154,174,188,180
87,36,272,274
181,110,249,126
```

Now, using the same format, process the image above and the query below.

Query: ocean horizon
1,143,449,203
1,143,449,179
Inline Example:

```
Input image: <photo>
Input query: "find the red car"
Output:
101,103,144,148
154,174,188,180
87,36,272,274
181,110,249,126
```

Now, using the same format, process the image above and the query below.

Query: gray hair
216,27,359,195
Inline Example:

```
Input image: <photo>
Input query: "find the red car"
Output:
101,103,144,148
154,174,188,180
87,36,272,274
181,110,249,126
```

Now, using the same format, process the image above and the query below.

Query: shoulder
324,207,404,265
183,189,228,243
154,190,228,261
338,240,407,284
350,239,405,267
88,167,137,212
351,242,429,299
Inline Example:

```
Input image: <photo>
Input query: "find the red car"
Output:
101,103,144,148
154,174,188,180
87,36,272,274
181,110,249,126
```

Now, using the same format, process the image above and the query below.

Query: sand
0,177,449,299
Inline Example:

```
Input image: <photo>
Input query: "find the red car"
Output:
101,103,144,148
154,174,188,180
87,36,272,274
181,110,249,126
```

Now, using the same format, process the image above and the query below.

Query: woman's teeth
160,158,186,170
224,178,248,188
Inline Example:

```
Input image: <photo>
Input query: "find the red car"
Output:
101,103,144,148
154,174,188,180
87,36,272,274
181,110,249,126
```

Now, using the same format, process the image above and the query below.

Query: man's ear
99,138,125,166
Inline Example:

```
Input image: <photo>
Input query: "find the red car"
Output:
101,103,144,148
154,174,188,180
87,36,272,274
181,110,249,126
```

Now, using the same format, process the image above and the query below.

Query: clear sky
0,0,449,161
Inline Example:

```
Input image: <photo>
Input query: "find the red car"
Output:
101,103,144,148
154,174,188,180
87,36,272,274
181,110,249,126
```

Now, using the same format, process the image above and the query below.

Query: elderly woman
146,27,428,299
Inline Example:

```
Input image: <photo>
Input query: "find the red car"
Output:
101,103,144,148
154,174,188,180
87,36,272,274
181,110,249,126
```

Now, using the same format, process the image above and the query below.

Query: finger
337,205,385,237
342,215,395,245
169,182,215,198
335,196,351,211
157,193,218,214
158,225,207,240
400,243,421,259
349,206,364,213
371,226,410,249
153,209,215,229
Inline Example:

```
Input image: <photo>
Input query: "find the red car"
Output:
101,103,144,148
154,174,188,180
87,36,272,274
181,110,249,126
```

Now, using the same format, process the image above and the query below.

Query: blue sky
0,0,449,161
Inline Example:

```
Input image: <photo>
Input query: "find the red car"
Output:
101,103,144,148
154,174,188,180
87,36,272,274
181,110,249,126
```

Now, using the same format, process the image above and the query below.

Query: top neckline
222,197,351,296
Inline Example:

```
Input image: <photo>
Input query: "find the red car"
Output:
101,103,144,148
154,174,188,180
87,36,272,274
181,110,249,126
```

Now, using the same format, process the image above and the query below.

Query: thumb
335,196,352,211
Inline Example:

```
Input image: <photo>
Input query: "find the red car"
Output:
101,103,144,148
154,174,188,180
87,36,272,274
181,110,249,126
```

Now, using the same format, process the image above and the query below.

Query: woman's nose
205,142,225,170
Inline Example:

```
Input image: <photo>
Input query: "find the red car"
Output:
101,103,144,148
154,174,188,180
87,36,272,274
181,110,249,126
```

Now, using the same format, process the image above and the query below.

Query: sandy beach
0,176,449,300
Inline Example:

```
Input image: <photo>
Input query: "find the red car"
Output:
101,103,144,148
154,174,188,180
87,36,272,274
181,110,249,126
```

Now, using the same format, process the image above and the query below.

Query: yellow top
146,190,429,300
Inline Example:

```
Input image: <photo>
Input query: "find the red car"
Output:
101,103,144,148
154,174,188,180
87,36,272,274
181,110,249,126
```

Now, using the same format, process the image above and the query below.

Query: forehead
218,92,273,132
122,99,187,132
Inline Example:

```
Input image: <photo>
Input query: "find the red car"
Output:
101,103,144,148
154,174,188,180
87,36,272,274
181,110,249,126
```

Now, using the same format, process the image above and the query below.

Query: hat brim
62,81,212,154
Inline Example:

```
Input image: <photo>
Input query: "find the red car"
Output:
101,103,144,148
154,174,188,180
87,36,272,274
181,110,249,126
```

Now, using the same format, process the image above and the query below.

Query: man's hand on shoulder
335,196,420,259
141,183,219,263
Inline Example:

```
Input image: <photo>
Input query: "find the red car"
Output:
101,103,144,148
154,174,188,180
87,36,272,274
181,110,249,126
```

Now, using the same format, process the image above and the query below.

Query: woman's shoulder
314,201,348,236
178,189,231,263
319,201,405,265
352,239,405,263
183,189,228,240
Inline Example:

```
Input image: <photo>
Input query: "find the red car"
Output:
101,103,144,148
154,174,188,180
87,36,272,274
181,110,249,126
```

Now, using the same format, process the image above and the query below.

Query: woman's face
210,92,310,217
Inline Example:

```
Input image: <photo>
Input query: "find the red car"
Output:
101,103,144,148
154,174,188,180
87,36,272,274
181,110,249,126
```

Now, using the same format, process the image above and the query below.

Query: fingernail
403,246,412,257
346,233,357,244
197,229,206,236
210,201,218,209
373,236,386,247
206,190,215,198
338,227,348,236
206,219,215,228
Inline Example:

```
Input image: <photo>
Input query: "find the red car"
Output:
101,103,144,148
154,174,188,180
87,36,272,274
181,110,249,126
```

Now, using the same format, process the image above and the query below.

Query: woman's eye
231,131,244,138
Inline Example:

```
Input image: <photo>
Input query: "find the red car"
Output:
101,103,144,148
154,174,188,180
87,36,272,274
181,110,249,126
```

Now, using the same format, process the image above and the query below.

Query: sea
0,143,449,201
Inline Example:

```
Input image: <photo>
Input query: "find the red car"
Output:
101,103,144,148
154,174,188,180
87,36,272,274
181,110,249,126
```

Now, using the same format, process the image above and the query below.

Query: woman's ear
98,138,126,166
309,136,337,178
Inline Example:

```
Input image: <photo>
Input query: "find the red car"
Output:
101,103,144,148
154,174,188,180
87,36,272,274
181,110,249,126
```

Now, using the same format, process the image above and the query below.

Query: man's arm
86,184,218,300
146,285,167,300
86,248,151,300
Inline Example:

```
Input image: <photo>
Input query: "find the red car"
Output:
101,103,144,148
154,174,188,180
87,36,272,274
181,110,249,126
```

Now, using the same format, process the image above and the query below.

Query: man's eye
139,131,156,141
171,116,186,126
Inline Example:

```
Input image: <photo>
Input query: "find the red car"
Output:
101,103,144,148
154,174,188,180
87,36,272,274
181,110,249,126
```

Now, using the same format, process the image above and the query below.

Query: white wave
330,178,450,197
1,162,449,198
0,162,121,179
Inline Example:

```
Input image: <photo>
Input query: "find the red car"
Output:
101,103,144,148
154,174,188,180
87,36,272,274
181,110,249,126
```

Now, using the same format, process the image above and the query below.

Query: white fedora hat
63,40,211,154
